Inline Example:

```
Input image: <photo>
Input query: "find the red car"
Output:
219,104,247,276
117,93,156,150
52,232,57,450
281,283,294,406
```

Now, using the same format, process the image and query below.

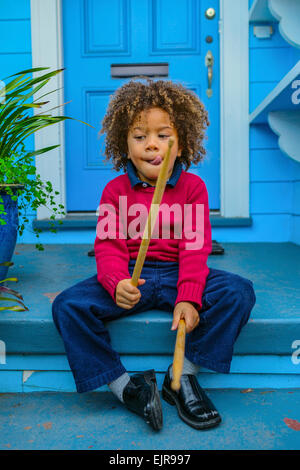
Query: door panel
62,0,220,211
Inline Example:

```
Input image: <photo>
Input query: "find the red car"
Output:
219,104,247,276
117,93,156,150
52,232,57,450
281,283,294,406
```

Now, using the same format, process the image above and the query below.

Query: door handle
205,50,214,98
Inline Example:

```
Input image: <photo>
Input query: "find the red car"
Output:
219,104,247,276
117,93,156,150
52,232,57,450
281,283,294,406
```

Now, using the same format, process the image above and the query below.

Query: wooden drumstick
131,138,174,287
171,319,186,391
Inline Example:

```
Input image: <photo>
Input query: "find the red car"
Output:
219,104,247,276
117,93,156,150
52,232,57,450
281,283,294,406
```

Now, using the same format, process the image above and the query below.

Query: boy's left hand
171,301,200,334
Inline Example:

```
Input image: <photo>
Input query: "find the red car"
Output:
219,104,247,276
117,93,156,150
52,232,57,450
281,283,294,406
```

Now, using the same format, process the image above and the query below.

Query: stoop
0,242,299,392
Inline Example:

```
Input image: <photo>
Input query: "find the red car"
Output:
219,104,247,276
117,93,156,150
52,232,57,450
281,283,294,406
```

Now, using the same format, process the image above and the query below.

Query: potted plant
0,67,90,281
0,262,28,312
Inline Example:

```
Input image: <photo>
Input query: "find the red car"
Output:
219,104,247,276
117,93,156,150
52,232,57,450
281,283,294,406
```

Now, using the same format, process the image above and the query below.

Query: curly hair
99,78,209,172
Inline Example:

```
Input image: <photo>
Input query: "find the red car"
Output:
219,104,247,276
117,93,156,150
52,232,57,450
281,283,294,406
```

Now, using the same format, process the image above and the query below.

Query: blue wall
1,0,299,245
0,0,36,235
248,3,300,246
0,0,32,77
249,12,300,245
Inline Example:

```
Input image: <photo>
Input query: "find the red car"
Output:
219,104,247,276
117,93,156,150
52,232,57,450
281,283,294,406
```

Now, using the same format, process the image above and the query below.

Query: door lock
205,7,216,19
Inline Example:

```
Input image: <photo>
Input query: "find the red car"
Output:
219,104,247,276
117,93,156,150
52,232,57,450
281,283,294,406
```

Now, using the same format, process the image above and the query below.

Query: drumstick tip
171,379,181,391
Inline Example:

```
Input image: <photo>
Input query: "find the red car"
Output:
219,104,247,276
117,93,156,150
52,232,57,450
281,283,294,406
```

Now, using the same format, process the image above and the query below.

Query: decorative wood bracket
250,62,300,163
249,0,300,48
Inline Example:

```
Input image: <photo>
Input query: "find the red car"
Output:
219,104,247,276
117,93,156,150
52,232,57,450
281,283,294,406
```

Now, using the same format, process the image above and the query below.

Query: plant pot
0,184,24,282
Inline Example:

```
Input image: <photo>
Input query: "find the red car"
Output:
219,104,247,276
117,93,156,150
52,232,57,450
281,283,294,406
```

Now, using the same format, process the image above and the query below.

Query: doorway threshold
33,212,252,230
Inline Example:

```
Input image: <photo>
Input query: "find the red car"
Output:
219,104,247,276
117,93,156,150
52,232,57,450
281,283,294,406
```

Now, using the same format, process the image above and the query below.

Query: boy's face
127,107,182,186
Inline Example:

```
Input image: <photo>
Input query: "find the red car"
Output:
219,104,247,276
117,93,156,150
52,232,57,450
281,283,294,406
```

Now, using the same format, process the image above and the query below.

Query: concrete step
0,243,299,354
0,243,299,392
1,389,300,450
1,354,300,392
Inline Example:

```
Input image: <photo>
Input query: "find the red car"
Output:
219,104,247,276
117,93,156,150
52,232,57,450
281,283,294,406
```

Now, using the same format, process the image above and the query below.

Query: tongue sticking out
150,155,162,166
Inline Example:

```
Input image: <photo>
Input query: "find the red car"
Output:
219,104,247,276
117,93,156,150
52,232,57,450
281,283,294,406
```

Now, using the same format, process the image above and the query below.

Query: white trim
219,0,249,217
30,0,249,219
30,0,66,220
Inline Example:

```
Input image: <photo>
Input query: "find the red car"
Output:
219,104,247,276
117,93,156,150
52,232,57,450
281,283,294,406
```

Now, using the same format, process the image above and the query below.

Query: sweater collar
126,159,182,188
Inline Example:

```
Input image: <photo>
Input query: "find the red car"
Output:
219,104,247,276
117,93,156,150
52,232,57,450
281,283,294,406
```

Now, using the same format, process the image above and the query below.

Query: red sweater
94,168,212,310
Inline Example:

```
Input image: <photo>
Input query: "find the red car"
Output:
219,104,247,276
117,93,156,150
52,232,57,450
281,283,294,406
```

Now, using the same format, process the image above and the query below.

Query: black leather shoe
123,369,163,431
162,365,221,430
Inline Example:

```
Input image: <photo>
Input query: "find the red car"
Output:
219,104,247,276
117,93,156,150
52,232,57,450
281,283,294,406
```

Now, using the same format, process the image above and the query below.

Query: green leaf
0,277,18,283
0,305,28,312
4,78,51,110
0,74,28,95
0,285,24,300
0,296,28,310
33,86,63,104
5,69,63,99
0,66,92,251
0,103,42,139
0,117,67,158
0,73,62,124
21,145,60,159
2,67,50,80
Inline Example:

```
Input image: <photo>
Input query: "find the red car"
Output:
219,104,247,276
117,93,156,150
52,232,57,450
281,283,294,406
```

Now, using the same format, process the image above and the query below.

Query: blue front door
62,0,220,211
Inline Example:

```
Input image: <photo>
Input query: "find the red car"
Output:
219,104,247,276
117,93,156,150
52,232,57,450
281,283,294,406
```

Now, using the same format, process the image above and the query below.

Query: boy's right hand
115,278,146,309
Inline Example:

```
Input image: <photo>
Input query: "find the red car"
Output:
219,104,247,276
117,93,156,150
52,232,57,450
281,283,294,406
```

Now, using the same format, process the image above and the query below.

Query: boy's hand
171,301,200,333
115,278,146,309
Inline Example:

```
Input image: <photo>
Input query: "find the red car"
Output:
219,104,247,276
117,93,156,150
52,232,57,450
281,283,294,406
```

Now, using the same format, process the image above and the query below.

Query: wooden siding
0,0,35,225
0,0,32,77
0,0,299,243
249,0,300,243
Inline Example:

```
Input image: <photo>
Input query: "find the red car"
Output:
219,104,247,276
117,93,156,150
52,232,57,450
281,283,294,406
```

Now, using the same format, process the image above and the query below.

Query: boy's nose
145,137,159,150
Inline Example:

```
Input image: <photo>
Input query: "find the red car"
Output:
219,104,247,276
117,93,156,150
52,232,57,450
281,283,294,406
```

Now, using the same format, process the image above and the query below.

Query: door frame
30,0,249,219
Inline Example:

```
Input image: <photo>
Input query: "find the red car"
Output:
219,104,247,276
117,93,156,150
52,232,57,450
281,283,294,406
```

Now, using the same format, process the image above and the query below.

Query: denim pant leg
52,273,156,393
185,268,256,373
157,265,256,374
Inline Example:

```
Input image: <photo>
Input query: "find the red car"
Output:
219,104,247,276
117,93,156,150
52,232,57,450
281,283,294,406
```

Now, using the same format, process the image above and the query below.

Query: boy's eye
133,134,170,141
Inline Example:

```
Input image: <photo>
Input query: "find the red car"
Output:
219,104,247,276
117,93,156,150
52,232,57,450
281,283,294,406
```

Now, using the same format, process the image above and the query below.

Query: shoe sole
144,370,163,431
162,384,221,430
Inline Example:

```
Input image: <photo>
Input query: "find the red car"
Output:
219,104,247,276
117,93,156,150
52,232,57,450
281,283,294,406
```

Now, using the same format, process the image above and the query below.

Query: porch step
0,243,299,392
1,389,300,450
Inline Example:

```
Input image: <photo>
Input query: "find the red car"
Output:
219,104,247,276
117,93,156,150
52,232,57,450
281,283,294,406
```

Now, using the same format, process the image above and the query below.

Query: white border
219,0,249,217
30,0,249,219
30,0,66,220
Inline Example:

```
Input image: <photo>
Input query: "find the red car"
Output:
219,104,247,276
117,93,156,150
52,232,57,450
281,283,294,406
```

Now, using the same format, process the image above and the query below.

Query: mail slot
111,63,169,78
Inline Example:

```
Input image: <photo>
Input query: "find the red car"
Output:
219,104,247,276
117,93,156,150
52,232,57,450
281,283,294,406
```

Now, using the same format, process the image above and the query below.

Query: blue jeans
52,260,256,393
